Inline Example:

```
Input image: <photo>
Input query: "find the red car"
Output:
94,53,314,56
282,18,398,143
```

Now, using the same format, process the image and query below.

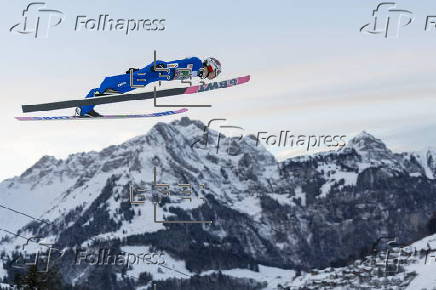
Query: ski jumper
80,57,203,115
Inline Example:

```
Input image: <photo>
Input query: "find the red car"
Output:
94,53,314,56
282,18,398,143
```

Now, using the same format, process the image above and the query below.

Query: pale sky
1,0,436,181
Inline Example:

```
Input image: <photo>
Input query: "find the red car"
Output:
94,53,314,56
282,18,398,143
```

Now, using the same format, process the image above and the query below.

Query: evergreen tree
16,264,64,290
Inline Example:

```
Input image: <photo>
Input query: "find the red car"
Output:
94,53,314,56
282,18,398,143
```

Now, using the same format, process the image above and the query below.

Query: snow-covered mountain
0,117,435,289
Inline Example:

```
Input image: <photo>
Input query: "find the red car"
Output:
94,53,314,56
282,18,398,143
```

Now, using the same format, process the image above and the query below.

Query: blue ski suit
80,57,204,115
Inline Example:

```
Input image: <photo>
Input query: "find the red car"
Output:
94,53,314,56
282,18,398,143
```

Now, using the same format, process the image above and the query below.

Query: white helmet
203,57,222,77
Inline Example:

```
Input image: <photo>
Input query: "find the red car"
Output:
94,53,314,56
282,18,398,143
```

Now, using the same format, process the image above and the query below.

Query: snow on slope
121,245,192,281
270,232,436,290
406,148,436,180
0,158,78,238
404,233,436,290
200,265,295,290
1,119,436,289
0,118,282,256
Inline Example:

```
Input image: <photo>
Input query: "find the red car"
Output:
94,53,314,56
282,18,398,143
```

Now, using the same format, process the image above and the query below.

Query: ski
16,108,188,121
21,75,250,113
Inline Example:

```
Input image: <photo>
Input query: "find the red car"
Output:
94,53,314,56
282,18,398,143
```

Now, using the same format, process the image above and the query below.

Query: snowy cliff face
0,117,436,289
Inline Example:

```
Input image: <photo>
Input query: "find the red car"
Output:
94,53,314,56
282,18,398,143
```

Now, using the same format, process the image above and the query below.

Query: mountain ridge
1,117,435,289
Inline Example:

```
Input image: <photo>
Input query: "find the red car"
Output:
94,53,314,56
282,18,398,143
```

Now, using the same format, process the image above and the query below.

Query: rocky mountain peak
346,131,389,153
341,131,397,165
